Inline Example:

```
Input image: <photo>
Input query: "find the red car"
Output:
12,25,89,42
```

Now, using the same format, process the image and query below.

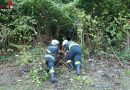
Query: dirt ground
0,58,130,90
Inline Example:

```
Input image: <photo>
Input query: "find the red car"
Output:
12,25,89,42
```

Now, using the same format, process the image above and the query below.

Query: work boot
49,67,57,83
76,64,80,75
50,72,57,83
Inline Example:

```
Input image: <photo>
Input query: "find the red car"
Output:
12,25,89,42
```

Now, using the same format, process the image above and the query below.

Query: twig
110,44,123,66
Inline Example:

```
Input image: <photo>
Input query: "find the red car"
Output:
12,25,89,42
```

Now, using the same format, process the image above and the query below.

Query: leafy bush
16,45,49,85
118,47,130,61
10,16,37,43
1,0,130,61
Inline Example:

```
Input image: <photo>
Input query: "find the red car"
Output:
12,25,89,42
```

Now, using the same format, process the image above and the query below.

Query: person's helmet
51,39,59,46
62,40,68,46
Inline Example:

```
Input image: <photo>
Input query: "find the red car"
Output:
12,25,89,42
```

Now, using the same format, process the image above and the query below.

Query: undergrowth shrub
117,47,130,61
10,16,37,43
17,44,49,85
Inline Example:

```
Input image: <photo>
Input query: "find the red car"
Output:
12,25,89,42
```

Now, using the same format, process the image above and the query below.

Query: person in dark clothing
44,39,59,83
62,40,82,75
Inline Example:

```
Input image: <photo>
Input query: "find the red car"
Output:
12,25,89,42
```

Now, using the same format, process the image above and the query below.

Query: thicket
0,0,130,55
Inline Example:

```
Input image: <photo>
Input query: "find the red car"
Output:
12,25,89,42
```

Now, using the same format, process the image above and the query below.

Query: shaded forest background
0,0,130,60
0,0,130,85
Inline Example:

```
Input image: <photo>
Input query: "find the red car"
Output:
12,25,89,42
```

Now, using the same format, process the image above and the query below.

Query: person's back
47,45,59,57
69,41,79,48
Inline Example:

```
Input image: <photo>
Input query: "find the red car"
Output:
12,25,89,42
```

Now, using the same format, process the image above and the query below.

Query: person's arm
61,45,65,54
64,44,69,55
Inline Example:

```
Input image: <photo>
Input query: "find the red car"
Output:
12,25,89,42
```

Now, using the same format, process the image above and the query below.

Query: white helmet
62,40,68,46
51,39,59,46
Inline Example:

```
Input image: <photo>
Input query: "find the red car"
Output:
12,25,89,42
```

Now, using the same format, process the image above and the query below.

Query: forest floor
0,57,130,90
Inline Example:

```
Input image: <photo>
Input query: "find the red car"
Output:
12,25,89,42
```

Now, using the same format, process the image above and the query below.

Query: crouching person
62,39,82,75
44,39,59,83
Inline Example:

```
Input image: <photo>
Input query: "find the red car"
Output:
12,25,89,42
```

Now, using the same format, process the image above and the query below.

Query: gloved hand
64,51,68,56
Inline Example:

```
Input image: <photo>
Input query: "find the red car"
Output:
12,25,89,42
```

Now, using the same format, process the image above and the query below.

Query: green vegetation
1,0,130,54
